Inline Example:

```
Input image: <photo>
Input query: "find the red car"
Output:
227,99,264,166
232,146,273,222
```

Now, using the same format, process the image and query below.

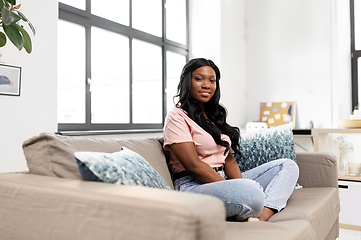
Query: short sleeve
163,109,193,150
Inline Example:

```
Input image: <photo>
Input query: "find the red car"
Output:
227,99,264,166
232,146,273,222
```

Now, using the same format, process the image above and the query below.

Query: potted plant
0,0,35,53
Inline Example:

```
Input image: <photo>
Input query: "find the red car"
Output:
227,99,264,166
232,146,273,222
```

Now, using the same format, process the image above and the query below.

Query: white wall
0,0,58,173
189,0,247,128
331,0,352,128
189,0,351,130
244,0,351,129
189,0,221,63
220,0,247,128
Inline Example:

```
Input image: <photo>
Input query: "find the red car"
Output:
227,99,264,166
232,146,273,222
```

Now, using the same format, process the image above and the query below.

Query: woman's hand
224,151,242,179
169,142,225,183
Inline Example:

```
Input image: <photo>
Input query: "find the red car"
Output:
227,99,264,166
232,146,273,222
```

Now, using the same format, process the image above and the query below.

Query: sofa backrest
22,133,174,189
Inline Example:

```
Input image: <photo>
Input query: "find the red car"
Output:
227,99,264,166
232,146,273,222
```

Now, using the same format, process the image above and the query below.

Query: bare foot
258,207,275,221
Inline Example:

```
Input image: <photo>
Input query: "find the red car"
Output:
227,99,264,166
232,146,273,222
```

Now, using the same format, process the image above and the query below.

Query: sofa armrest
0,173,226,240
296,152,338,188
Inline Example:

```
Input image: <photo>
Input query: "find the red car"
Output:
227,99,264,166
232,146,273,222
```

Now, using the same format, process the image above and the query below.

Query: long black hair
175,58,241,156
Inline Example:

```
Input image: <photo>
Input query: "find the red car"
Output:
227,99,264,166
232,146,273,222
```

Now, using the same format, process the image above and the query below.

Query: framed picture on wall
0,64,22,96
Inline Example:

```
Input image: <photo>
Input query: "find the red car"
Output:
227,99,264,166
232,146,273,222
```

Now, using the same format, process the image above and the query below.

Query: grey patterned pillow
74,147,171,190
234,123,301,189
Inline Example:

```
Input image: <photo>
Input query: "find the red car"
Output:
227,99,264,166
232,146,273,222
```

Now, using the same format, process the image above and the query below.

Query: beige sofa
0,133,340,240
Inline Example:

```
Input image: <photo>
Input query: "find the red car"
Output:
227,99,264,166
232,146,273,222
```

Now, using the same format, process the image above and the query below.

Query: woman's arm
224,151,242,179
169,142,225,183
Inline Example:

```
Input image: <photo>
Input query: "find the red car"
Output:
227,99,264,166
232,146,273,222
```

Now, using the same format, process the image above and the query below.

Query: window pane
59,0,85,10
132,0,162,37
91,0,129,26
166,0,186,45
355,0,361,50
91,27,129,123
132,40,162,123
166,51,186,113
57,20,86,123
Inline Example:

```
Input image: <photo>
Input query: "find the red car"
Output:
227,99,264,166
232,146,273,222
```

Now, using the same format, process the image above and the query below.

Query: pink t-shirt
163,106,231,174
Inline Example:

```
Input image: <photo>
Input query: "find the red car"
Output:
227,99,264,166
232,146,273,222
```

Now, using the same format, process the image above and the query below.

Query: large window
58,0,188,132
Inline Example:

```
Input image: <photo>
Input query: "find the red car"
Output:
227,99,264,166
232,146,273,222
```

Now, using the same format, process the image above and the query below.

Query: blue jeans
173,159,299,222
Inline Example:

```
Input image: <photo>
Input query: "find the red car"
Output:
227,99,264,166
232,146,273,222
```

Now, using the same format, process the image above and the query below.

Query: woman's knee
283,159,299,178
228,179,264,217
192,179,265,218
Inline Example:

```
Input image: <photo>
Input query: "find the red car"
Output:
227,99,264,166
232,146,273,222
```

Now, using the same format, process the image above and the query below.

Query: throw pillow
76,159,102,182
234,122,301,189
74,147,171,190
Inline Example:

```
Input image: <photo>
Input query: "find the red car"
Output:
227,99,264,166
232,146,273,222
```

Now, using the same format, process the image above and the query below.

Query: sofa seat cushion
226,188,339,240
268,187,340,240
22,133,173,189
226,220,315,240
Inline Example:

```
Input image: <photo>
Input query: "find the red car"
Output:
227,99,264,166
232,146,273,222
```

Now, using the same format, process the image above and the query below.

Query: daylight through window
58,0,188,132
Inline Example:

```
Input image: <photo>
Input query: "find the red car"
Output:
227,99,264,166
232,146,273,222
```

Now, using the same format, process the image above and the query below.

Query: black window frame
351,0,359,110
58,0,189,133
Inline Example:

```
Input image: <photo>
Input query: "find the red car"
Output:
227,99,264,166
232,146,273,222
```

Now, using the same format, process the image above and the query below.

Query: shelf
312,128,361,151
339,223,361,231
339,176,361,182
315,128,361,134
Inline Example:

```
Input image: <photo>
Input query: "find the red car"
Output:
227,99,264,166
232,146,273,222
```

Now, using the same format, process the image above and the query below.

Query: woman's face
190,66,217,108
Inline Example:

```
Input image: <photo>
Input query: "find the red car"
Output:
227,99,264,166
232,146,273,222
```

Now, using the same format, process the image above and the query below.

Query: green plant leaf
17,11,35,35
2,7,21,25
2,0,10,9
0,0,5,8
5,0,15,5
16,24,31,53
28,21,35,35
3,24,23,50
0,31,6,47
16,10,27,21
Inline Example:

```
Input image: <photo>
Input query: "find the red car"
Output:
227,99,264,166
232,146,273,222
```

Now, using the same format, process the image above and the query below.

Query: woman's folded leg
187,178,265,221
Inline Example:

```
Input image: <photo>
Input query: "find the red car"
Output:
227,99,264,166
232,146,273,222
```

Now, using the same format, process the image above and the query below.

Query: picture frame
0,64,22,96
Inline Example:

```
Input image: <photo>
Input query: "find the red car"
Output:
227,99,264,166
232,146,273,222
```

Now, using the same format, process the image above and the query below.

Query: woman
163,58,299,221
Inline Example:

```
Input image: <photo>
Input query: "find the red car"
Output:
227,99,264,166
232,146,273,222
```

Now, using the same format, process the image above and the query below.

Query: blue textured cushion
74,147,171,190
76,159,102,182
234,123,301,189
